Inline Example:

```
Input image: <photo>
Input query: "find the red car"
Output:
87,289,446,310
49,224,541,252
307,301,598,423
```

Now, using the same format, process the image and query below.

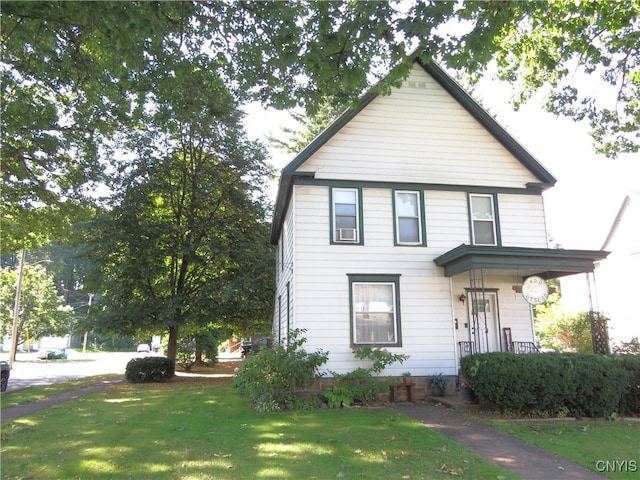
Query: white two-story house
269,57,608,387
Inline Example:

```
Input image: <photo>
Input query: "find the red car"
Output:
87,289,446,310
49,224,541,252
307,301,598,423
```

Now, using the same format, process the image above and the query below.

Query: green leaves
3,1,638,254
0,264,73,343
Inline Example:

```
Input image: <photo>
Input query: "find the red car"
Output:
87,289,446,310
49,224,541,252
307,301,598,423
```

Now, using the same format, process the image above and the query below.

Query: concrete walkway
395,398,606,480
1,377,124,424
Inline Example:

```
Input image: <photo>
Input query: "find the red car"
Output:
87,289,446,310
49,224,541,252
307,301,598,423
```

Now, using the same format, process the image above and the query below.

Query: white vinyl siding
498,194,549,247
273,194,296,344
292,185,457,375
424,191,469,248
297,65,542,189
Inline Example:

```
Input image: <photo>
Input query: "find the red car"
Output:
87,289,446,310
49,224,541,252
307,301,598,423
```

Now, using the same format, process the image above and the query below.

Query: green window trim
330,187,364,245
348,274,402,347
393,189,427,246
468,193,502,246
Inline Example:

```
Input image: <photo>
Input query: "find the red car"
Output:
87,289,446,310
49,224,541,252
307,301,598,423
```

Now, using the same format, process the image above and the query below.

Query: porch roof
433,244,609,279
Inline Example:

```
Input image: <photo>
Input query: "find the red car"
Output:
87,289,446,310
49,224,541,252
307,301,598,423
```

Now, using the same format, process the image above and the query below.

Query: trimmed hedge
617,355,640,414
125,356,175,383
460,353,636,418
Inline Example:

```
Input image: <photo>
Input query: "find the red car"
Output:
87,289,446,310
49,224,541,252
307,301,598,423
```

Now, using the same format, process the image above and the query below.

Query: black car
1,361,9,392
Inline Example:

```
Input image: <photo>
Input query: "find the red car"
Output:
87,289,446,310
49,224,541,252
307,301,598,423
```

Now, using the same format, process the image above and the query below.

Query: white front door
468,292,499,353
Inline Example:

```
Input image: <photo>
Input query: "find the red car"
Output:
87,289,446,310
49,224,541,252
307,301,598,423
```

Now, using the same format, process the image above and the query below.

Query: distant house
593,192,640,344
269,56,608,391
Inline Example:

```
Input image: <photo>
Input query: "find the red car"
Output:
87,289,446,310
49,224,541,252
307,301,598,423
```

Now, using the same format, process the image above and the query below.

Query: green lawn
1,375,517,480
490,419,640,480
0,374,122,409
4,369,638,480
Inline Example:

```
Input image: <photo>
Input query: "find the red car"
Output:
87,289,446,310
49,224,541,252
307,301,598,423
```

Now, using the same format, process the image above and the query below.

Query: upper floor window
394,190,425,245
470,194,498,245
331,188,362,244
349,274,401,347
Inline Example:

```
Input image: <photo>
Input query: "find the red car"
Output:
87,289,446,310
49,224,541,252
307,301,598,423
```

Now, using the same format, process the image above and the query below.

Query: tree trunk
167,325,179,360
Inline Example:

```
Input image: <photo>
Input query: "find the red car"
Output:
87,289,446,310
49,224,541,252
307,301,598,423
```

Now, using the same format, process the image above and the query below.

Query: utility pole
82,293,94,353
9,249,26,369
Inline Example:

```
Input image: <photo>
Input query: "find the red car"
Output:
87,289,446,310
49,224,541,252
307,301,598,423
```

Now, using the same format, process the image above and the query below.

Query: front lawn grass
0,374,122,408
490,419,640,479
1,375,517,480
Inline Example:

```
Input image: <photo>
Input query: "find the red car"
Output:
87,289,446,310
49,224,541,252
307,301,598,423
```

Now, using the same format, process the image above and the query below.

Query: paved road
0,351,141,392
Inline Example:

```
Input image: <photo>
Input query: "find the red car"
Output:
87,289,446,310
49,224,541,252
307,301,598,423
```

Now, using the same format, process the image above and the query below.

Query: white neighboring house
593,192,640,345
269,56,608,388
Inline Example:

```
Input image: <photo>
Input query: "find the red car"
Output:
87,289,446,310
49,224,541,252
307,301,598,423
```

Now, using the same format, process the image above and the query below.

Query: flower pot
404,377,412,384
431,384,445,397
460,386,476,402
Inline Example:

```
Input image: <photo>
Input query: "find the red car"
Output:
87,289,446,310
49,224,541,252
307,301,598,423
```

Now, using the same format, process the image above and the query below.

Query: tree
0,264,73,352
81,73,274,360
268,100,345,154
3,2,637,252
534,283,607,353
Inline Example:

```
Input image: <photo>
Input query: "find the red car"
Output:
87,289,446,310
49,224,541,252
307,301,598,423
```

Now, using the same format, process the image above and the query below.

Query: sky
243,81,639,253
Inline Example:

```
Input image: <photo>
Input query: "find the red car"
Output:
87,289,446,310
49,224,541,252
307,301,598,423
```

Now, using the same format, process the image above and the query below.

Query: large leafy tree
81,71,274,359
3,2,637,253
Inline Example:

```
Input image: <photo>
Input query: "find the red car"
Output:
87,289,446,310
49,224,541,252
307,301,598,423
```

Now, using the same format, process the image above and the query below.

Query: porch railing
511,341,541,354
458,340,540,358
458,341,476,359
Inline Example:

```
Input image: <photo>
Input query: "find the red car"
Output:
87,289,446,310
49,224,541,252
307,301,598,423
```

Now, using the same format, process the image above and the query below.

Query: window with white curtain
349,275,401,346
470,194,497,245
394,190,423,245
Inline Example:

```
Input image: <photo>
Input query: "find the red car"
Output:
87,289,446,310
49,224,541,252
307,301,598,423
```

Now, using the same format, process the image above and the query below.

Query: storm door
467,291,499,353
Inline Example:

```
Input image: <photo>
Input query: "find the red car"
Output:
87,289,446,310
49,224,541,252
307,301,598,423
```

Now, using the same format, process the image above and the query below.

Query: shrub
323,346,407,408
324,368,394,408
460,353,630,418
615,354,640,415
176,337,197,371
233,329,328,411
125,356,175,383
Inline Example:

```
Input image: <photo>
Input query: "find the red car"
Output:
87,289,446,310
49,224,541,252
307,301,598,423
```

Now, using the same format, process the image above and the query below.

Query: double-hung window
470,194,498,245
349,274,401,346
332,188,361,244
394,190,425,245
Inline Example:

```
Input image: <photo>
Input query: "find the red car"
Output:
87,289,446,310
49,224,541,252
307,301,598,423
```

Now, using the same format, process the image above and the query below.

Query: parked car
1,361,9,392
136,344,150,353
38,347,67,360
240,337,272,357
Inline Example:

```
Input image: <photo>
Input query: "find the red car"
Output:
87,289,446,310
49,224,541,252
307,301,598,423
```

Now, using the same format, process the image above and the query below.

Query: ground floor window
348,274,401,346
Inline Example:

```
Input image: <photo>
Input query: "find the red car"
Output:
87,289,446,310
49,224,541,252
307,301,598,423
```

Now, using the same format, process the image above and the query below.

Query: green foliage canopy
81,73,274,358
3,1,637,254
0,264,73,345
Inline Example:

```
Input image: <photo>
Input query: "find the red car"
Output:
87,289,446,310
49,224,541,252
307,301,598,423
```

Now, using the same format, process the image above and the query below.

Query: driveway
0,351,141,392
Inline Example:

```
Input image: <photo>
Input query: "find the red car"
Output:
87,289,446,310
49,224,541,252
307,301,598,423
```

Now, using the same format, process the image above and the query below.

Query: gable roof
270,57,557,244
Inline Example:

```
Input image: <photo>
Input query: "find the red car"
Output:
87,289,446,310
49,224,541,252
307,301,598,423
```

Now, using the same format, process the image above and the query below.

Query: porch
434,244,609,359
458,337,540,360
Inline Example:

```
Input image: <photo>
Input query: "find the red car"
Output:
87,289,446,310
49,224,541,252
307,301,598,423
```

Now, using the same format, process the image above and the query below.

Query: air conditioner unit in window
338,228,357,241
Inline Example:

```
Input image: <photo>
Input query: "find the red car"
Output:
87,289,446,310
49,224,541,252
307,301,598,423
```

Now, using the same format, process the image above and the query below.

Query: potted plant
429,373,447,397
459,381,476,402
401,371,412,384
